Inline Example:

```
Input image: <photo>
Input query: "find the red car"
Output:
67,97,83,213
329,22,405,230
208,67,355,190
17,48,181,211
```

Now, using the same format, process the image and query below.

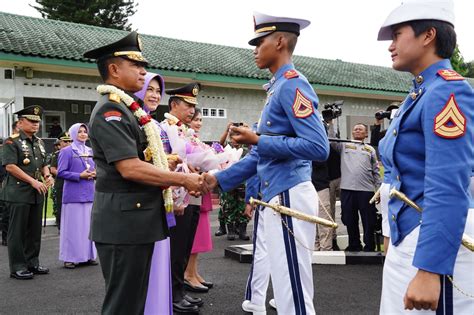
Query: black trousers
170,204,200,302
340,189,377,251
95,242,154,315
0,200,9,241
6,201,42,272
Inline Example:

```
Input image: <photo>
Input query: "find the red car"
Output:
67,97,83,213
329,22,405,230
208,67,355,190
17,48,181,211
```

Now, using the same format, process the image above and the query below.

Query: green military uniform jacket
88,91,168,245
2,131,46,205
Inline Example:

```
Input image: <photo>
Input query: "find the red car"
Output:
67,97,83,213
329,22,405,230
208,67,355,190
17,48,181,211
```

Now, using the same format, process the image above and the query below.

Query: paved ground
0,210,383,315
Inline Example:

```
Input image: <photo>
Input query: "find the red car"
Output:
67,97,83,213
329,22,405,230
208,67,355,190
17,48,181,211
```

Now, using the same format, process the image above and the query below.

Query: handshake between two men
165,124,258,198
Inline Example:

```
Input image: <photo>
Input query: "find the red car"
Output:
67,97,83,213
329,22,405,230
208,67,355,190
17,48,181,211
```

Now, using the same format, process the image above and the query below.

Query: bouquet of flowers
185,129,243,172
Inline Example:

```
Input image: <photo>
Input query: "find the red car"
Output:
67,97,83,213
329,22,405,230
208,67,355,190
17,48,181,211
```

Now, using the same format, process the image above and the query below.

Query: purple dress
57,123,97,264
136,72,173,315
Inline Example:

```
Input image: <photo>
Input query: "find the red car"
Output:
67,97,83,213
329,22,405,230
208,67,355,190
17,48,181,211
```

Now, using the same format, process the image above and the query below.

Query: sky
1,0,473,68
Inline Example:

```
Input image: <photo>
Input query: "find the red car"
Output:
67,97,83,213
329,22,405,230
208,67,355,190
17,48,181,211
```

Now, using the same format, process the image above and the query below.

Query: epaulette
284,70,299,79
363,145,374,153
109,93,121,103
10,133,19,139
437,69,464,81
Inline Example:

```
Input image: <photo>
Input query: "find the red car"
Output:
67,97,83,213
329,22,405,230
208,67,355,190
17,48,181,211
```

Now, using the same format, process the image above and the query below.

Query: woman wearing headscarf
57,123,97,269
135,72,174,315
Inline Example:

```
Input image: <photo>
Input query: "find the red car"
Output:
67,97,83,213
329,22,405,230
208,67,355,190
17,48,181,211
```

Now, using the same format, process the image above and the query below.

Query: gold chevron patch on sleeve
434,94,466,139
292,88,314,118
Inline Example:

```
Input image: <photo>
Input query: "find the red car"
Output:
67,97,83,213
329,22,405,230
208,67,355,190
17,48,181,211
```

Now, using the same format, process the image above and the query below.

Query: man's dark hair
12,121,18,130
97,57,123,81
168,96,181,111
272,32,298,54
407,20,456,58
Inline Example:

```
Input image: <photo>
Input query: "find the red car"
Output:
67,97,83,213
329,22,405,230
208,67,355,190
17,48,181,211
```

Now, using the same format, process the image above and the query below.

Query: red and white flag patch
292,88,314,118
434,94,466,139
103,111,122,122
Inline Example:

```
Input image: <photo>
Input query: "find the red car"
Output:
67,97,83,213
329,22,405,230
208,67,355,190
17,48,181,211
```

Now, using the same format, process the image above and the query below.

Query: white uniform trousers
245,205,271,307
380,183,391,238
380,208,474,314
265,181,318,315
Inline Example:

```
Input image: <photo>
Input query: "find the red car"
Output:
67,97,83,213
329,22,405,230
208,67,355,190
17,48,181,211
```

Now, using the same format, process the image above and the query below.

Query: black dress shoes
200,281,213,289
1,239,7,246
184,280,209,293
28,265,50,274
173,299,199,313
10,270,34,280
184,294,203,307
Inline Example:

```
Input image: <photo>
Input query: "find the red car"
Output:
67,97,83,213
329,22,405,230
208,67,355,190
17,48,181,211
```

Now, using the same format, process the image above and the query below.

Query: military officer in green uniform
2,105,53,280
49,131,72,231
0,138,8,246
83,32,207,315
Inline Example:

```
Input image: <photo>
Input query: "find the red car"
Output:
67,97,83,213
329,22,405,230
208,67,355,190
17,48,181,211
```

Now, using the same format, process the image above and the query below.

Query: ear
274,33,285,51
423,27,437,47
108,62,120,79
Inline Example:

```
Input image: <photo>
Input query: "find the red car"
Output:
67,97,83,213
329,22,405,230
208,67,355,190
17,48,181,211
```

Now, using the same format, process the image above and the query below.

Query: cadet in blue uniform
377,1,474,313
206,12,329,315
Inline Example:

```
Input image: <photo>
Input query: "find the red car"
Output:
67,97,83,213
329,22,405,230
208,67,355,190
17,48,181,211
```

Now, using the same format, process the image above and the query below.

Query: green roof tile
1,12,472,93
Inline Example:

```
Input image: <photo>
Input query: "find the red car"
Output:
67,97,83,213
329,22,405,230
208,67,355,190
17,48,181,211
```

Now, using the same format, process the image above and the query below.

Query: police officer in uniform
160,83,208,312
377,1,474,313
206,12,329,315
2,105,53,280
83,32,207,315
49,131,72,231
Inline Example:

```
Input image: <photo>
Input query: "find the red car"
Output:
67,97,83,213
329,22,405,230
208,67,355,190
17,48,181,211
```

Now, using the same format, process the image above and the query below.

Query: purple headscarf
68,123,90,155
134,72,165,113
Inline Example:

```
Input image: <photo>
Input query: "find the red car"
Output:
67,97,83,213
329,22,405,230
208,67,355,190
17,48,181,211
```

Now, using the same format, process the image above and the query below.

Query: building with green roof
1,12,471,141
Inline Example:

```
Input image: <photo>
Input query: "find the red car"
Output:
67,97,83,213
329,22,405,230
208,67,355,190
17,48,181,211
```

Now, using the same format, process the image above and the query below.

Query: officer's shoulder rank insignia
10,133,19,139
434,94,466,139
109,93,121,103
437,69,464,81
292,88,314,118
284,70,299,79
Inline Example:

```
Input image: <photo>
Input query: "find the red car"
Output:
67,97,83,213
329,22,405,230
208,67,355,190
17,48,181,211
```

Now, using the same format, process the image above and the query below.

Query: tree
450,46,469,77
31,0,137,31
465,61,474,78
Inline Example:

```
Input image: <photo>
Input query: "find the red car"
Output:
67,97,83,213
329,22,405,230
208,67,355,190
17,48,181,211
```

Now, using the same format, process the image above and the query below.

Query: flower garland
97,85,173,213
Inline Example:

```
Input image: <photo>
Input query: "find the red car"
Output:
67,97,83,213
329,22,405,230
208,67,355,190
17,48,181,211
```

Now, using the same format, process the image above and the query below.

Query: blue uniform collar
267,63,295,89
413,59,451,89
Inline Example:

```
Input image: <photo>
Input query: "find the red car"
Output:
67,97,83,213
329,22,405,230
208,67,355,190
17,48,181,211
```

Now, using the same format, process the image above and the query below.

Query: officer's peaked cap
83,31,148,64
249,12,310,46
14,105,43,122
166,83,201,106
378,0,455,41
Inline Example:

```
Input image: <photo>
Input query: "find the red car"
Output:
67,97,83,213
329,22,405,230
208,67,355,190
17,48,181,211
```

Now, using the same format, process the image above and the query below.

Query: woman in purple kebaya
135,72,174,315
57,123,97,269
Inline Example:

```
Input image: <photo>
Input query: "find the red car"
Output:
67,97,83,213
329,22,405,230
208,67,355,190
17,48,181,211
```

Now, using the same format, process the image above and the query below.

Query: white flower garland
97,85,173,213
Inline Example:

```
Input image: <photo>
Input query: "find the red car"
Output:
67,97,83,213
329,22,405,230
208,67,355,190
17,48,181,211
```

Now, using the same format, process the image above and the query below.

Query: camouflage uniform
218,145,250,240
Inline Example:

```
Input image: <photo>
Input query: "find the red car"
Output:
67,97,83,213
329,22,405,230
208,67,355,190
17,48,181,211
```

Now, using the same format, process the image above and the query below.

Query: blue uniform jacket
380,59,474,275
216,63,329,202
378,136,392,184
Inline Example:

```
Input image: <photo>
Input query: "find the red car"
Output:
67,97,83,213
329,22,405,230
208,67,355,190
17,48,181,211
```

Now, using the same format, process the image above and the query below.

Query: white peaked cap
377,0,455,41
249,11,311,45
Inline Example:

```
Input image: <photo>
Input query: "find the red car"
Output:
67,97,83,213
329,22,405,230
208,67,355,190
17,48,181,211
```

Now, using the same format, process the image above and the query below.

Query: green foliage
31,0,137,31
465,61,474,78
450,46,469,77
